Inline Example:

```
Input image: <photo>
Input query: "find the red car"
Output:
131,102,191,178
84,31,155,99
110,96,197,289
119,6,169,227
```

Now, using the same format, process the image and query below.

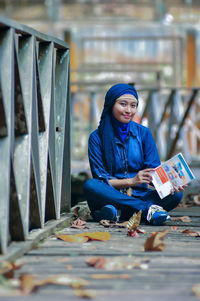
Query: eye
131,103,137,108
120,102,126,107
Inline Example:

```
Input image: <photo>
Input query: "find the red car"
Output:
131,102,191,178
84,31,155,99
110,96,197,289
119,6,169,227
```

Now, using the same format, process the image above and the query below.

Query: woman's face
112,94,138,123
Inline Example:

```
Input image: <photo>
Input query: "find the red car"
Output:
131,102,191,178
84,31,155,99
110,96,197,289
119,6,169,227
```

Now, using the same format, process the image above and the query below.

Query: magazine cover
150,153,195,199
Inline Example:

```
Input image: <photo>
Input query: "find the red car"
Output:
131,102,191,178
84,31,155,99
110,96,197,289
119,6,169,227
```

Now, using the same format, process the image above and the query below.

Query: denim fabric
85,120,183,220
88,121,160,190
84,179,182,221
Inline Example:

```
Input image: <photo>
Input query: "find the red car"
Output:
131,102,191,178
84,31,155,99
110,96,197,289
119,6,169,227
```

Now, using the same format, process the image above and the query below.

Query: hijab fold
98,83,138,175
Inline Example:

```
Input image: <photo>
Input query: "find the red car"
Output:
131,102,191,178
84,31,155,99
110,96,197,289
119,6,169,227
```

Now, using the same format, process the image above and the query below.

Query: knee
173,191,183,205
83,179,96,194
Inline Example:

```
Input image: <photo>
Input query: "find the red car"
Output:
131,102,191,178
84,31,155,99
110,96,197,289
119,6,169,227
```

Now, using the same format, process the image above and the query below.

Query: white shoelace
146,205,165,222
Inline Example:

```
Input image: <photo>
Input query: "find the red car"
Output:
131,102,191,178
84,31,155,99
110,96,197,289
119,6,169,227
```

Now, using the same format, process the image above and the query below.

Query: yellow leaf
127,210,142,230
78,232,111,241
56,235,88,243
56,232,110,243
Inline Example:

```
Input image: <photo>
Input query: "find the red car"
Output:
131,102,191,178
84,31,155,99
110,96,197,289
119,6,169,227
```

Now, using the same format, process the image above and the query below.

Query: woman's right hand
129,168,155,186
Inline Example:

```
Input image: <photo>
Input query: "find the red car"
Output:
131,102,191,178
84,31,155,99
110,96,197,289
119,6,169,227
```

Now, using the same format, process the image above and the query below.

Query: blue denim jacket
88,121,161,196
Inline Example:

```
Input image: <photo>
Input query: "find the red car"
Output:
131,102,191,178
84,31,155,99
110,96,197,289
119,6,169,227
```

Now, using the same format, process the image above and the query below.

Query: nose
125,105,131,113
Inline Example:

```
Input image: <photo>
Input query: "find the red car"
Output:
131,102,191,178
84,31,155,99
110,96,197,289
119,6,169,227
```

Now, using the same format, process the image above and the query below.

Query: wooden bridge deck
3,206,200,301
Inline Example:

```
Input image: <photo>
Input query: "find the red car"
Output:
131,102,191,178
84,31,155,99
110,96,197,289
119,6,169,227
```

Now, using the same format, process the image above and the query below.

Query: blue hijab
98,83,138,175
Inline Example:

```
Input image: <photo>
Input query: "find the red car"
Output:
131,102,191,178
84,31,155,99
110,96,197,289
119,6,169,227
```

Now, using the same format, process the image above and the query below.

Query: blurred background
1,0,199,185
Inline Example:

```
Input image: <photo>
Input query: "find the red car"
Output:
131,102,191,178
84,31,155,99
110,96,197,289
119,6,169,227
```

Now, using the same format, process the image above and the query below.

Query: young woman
83,83,184,225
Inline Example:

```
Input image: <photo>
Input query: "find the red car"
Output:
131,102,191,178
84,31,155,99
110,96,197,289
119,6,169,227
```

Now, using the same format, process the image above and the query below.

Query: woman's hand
170,184,188,194
129,168,155,186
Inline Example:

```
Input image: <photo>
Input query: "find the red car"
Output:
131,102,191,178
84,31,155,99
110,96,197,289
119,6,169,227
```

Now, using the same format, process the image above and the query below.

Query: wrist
127,178,134,187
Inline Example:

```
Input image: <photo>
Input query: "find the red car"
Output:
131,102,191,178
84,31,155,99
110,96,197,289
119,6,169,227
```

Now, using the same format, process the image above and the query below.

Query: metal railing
72,87,200,163
0,17,71,254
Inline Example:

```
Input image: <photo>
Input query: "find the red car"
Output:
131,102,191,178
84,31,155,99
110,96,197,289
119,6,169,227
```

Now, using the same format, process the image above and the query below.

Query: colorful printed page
150,153,195,199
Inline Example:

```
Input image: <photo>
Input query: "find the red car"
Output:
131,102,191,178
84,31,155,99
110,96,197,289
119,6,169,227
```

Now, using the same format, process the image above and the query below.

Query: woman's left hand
171,185,188,194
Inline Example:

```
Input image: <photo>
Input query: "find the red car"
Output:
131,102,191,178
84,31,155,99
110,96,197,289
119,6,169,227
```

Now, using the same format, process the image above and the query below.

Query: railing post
0,17,70,254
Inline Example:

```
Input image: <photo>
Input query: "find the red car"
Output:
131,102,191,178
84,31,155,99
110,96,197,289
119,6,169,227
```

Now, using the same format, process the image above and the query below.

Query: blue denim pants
83,179,183,221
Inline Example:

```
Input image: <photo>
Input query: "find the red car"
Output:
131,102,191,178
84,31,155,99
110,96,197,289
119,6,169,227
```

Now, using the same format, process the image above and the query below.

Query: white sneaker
147,205,170,225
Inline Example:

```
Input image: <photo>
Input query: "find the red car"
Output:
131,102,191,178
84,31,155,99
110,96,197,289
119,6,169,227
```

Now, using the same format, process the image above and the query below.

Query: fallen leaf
0,262,22,279
86,257,149,271
42,275,89,289
74,289,96,299
127,211,142,230
19,274,37,295
71,218,87,229
56,232,110,243
115,221,128,228
57,234,89,243
170,226,179,231
171,216,191,222
99,220,111,227
193,283,200,297
127,230,140,237
144,230,168,252
79,232,110,241
86,257,108,269
91,273,131,279
65,265,73,270
99,220,128,228
193,195,200,206
127,228,146,237
180,229,200,237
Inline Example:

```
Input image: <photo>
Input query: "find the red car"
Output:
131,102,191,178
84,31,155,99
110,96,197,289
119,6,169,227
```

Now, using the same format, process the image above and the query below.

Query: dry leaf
127,210,142,230
180,229,200,237
144,230,168,252
71,218,87,229
0,262,22,279
74,289,96,299
57,234,89,243
115,221,128,228
193,195,200,206
43,275,89,289
57,232,110,243
99,220,111,227
127,230,140,237
193,283,200,297
19,274,37,295
171,216,191,222
91,274,131,279
86,256,124,270
86,257,149,271
65,265,73,270
80,232,110,241
170,226,179,230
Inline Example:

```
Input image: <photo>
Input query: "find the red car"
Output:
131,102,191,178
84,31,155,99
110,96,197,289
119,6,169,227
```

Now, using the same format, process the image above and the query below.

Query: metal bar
0,17,70,254
0,16,69,49
167,89,199,159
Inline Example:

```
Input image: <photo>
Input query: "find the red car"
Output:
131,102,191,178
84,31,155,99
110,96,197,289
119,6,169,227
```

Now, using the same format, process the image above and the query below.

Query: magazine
150,153,195,199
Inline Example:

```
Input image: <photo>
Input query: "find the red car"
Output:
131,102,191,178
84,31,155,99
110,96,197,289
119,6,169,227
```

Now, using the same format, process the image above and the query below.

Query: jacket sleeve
88,131,116,181
142,128,161,168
